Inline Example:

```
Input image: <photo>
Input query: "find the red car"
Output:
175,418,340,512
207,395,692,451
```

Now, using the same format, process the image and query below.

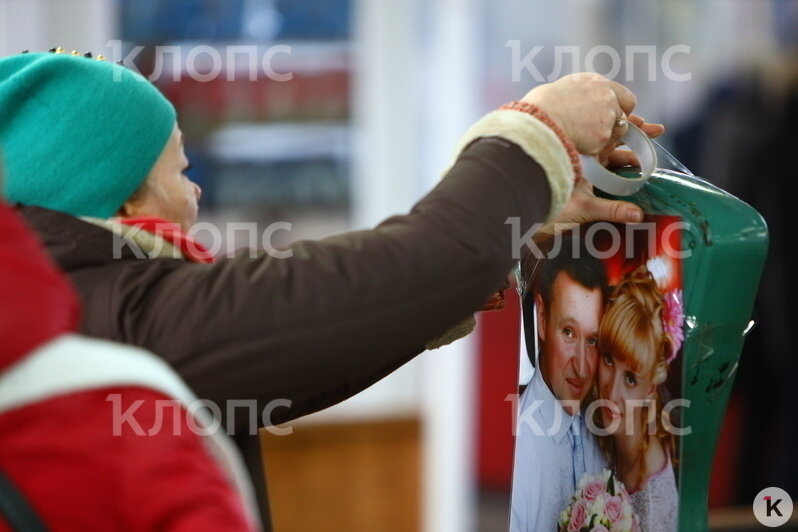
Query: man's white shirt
509,366,607,532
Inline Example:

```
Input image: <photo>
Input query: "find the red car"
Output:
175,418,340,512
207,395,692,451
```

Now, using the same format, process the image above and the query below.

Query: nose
575,344,588,379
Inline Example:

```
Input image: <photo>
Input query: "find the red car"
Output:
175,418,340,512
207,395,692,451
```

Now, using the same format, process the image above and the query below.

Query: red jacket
0,203,256,531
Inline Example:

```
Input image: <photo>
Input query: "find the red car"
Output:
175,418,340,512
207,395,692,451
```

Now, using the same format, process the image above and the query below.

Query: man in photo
510,237,609,531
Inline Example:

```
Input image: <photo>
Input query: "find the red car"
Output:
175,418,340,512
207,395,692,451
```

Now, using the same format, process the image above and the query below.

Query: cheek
618,382,649,404
146,190,173,219
185,182,198,204
629,383,650,402
549,336,572,369
553,350,572,373
616,386,632,402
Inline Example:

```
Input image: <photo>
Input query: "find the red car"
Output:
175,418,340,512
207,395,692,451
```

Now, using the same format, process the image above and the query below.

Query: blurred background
1,0,797,530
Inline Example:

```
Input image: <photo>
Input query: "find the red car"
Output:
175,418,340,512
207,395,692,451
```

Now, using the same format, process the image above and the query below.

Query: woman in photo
595,264,682,532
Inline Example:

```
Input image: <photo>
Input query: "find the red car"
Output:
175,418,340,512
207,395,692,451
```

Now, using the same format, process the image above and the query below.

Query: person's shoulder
516,376,558,427
15,204,108,243
643,438,669,480
516,385,546,427
513,396,559,457
518,373,547,404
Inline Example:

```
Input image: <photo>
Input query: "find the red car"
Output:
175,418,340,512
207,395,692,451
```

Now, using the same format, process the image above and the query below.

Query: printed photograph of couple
510,216,685,532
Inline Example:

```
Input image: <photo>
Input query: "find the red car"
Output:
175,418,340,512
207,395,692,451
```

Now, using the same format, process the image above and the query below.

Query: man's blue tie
571,415,586,487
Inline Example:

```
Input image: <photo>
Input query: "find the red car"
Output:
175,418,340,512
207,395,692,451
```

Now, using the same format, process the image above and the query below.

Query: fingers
629,114,666,138
601,113,664,164
609,110,628,135
550,176,644,228
523,73,648,156
640,122,665,138
610,112,629,141
628,114,645,128
585,195,644,224
608,80,637,115
597,139,622,166
606,149,641,168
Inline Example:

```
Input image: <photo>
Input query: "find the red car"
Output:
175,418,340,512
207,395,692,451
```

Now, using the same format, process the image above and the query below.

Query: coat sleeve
104,135,564,427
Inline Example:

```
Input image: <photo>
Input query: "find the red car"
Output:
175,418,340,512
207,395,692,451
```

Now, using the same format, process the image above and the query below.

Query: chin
182,215,197,231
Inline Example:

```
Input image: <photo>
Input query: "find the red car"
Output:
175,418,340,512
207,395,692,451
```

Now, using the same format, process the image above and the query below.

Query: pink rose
583,479,607,501
591,526,610,532
604,495,623,523
568,499,588,532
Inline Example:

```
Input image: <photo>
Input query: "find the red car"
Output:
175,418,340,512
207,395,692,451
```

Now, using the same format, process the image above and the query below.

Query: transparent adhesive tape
581,123,658,196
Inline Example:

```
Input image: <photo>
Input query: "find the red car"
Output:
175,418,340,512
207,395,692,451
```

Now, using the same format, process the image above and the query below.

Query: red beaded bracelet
499,101,583,181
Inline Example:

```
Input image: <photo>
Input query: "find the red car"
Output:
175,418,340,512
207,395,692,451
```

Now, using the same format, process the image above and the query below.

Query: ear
116,200,135,218
116,182,151,219
652,362,668,390
535,292,547,343
116,197,148,220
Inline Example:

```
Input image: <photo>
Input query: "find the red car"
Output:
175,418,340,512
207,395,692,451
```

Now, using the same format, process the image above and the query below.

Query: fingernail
627,208,643,223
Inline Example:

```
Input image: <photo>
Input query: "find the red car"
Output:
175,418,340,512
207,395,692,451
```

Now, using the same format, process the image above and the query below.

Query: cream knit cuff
451,109,575,221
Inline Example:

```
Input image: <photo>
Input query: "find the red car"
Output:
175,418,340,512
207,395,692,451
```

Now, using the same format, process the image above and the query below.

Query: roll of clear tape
581,122,657,196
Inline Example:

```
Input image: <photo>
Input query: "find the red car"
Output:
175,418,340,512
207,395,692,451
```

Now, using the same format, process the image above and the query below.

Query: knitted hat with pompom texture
0,52,176,218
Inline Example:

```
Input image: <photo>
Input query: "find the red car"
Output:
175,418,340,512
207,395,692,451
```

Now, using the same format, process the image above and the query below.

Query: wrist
499,101,583,182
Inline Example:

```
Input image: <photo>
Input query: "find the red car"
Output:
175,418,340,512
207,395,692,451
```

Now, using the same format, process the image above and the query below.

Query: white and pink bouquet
558,469,640,532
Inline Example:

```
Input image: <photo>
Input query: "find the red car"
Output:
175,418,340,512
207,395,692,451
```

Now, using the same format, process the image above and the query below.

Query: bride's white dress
629,456,678,532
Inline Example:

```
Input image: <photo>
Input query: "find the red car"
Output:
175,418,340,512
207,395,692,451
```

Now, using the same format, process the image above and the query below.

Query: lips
601,404,622,423
565,378,584,396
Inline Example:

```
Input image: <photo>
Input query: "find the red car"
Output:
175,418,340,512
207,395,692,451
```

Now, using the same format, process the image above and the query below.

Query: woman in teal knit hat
0,52,179,220
1,50,663,530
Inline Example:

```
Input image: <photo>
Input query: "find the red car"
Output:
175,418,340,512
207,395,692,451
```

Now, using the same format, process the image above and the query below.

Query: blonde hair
595,265,676,485
600,266,671,386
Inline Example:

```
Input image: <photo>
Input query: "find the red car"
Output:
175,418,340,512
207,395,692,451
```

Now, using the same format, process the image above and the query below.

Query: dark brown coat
18,137,553,529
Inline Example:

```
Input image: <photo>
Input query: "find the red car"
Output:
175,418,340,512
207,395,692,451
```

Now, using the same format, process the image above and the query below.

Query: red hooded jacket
0,203,255,531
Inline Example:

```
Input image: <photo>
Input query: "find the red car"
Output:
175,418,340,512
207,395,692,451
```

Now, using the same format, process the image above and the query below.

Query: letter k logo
754,488,792,526
765,496,783,517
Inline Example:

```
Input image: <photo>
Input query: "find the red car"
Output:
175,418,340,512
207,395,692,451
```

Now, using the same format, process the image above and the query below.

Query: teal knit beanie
0,52,176,218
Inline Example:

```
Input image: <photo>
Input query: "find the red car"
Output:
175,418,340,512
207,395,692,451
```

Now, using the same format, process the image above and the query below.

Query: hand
537,175,644,239
540,115,664,235
600,114,665,167
521,72,637,156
